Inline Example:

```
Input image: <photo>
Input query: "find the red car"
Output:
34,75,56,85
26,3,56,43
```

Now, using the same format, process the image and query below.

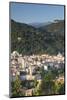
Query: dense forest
11,19,65,55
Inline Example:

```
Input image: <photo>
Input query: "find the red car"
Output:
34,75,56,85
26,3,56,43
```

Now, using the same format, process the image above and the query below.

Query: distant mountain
39,20,64,33
11,19,65,55
29,22,51,28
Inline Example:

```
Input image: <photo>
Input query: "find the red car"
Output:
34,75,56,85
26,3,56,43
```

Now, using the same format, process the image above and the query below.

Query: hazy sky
10,2,64,24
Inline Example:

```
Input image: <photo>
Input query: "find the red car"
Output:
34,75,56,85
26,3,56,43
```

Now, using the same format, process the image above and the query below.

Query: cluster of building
10,51,64,81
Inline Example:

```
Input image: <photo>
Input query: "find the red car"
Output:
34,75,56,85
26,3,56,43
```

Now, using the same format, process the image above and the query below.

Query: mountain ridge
11,19,64,56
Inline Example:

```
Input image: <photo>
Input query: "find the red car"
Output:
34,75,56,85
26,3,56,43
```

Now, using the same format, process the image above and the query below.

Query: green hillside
11,19,65,55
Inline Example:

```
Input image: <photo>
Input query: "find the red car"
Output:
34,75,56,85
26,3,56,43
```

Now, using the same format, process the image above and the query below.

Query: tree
55,82,65,95
37,71,56,95
32,79,39,96
58,83,65,94
11,75,24,97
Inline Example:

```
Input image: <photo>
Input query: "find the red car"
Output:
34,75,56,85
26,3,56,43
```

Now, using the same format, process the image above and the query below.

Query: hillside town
10,51,65,96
